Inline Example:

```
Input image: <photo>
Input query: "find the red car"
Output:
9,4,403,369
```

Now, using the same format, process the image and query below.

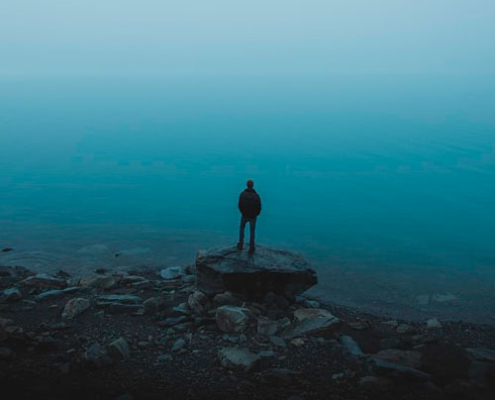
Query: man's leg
238,216,247,250
248,217,257,252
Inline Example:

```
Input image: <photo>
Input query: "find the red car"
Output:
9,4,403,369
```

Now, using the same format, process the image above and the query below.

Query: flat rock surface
196,246,317,299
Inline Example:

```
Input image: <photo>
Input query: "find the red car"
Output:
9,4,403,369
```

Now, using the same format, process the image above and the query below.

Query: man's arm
256,194,262,216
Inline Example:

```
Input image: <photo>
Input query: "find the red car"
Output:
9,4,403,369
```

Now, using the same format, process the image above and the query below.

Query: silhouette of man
237,179,262,254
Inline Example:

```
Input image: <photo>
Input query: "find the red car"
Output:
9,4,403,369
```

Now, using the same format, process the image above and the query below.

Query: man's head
246,179,254,188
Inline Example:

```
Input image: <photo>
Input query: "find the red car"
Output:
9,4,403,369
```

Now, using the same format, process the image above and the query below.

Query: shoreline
1,262,495,400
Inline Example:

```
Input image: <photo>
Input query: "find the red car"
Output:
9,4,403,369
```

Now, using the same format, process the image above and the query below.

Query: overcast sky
1,0,494,75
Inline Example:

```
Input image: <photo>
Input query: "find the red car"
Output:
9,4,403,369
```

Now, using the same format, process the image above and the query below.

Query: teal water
1,75,494,323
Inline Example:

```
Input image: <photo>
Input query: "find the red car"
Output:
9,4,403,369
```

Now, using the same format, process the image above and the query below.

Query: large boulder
196,246,317,300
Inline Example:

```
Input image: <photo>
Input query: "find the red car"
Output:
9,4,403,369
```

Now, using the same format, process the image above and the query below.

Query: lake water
1,74,494,324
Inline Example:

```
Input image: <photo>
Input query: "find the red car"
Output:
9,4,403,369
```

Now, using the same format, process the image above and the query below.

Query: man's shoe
237,242,243,251
248,246,255,254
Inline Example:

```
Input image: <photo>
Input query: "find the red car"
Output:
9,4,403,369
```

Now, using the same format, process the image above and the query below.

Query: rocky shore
1,246,495,400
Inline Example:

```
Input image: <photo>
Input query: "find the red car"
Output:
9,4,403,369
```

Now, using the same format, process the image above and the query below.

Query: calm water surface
1,75,494,323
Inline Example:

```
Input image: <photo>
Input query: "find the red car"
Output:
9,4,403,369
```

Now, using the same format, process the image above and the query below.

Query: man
237,179,262,254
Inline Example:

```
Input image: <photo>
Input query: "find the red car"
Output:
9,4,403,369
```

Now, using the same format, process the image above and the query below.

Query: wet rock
196,246,317,300
216,306,250,333
188,290,211,315
218,347,260,371
84,342,113,368
374,349,422,369
281,308,342,338
1,248,13,253
62,298,90,319
257,316,279,336
79,274,117,290
21,273,67,289
160,266,185,280
36,287,80,302
171,338,186,352
157,354,173,364
0,288,22,302
109,337,130,360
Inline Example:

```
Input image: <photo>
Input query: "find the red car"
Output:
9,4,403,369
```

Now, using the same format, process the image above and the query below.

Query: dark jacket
238,188,261,219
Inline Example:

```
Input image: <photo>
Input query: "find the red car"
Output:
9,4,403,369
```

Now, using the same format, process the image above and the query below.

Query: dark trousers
238,216,257,248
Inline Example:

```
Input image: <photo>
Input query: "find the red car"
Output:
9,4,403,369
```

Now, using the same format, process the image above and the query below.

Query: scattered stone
36,287,80,302
269,336,286,348
348,320,370,330
291,338,306,347
97,294,142,304
396,324,416,334
171,338,186,352
157,354,173,363
121,275,145,284
340,335,365,358
79,274,117,290
84,342,113,367
62,298,90,319
281,308,341,338
218,347,260,371
161,316,189,328
21,273,67,289
172,302,190,315
258,350,276,358
143,296,166,315
257,316,279,336
160,266,184,280
1,248,13,253
109,337,131,360
466,348,495,363
302,299,320,308
371,358,431,381
216,306,250,333
0,288,22,302
196,246,317,299
382,320,399,328
187,291,211,315
114,394,133,400
213,292,239,307
426,318,442,329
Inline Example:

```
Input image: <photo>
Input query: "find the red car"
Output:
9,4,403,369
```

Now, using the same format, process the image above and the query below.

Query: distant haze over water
1,74,494,323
